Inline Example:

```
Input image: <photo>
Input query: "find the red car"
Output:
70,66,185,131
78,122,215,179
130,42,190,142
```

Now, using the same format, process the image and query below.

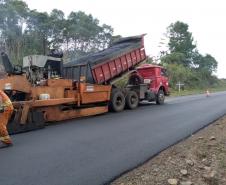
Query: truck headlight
144,79,151,84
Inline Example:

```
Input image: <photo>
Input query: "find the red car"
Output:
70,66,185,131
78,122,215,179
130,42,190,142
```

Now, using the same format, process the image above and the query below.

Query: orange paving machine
0,53,112,134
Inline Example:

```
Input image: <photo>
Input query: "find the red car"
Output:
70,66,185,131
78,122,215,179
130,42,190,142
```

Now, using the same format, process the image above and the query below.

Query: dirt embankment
112,115,226,185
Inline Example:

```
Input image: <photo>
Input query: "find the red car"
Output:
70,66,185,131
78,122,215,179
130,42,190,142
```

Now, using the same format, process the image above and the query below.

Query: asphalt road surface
1,92,226,185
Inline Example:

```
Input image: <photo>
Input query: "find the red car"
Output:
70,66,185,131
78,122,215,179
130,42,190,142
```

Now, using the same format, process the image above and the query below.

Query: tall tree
26,10,50,55
0,0,28,64
67,11,113,57
164,21,196,67
49,9,65,48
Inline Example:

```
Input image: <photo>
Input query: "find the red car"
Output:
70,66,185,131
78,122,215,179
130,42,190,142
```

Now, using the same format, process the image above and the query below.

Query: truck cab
136,64,169,96
123,63,169,109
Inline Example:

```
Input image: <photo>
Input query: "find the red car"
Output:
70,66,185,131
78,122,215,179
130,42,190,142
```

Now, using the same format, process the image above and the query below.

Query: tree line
159,21,220,89
0,0,114,64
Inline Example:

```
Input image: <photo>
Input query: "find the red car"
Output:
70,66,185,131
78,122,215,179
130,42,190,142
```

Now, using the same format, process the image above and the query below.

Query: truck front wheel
156,90,165,105
109,89,125,112
126,91,139,109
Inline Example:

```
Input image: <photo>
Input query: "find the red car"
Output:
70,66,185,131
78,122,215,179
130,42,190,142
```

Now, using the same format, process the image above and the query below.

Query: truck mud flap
7,110,45,135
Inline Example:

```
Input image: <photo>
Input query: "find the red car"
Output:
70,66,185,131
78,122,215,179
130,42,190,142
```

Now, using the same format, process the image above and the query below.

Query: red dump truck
64,34,170,112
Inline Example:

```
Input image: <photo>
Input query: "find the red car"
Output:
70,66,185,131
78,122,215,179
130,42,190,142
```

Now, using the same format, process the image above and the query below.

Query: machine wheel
109,89,125,112
156,90,165,105
7,110,45,135
126,91,139,109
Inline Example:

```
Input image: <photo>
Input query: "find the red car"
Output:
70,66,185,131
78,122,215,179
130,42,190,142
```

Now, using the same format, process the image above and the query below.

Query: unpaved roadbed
112,115,226,185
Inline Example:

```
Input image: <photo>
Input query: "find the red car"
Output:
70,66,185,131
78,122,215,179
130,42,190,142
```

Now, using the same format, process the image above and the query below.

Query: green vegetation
170,78,226,96
0,0,114,64
160,21,221,92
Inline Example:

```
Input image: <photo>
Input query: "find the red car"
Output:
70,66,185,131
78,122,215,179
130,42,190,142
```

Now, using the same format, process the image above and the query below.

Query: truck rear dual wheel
126,91,139,109
156,90,165,105
109,89,125,112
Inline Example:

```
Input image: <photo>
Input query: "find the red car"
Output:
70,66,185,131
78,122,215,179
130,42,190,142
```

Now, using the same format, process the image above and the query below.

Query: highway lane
1,91,226,185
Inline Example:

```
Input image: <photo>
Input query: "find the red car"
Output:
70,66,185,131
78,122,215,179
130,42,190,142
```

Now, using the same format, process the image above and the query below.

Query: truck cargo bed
63,35,146,84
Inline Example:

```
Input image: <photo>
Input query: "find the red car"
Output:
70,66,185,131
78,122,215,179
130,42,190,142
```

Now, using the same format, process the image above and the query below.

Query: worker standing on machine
0,90,13,148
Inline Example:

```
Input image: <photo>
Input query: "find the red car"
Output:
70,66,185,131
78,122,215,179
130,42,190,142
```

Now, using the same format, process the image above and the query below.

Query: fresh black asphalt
1,92,226,185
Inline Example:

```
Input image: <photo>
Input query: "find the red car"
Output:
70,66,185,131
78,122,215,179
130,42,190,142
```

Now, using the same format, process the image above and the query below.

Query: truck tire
126,91,139,109
109,89,125,112
156,90,165,105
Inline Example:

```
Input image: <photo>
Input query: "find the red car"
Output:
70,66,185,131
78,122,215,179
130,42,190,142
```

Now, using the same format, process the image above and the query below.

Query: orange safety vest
0,90,13,111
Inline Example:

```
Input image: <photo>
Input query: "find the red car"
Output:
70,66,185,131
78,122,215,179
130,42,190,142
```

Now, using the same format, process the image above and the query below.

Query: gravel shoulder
112,115,226,185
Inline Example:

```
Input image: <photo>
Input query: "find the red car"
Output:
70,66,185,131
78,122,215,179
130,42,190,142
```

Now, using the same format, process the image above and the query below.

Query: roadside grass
170,85,226,97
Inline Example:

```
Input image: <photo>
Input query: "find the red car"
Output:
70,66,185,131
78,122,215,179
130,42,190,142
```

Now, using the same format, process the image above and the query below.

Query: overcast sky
24,0,226,78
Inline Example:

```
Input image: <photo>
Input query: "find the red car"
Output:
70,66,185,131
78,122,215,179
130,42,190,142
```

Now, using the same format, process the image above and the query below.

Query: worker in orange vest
0,90,13,148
